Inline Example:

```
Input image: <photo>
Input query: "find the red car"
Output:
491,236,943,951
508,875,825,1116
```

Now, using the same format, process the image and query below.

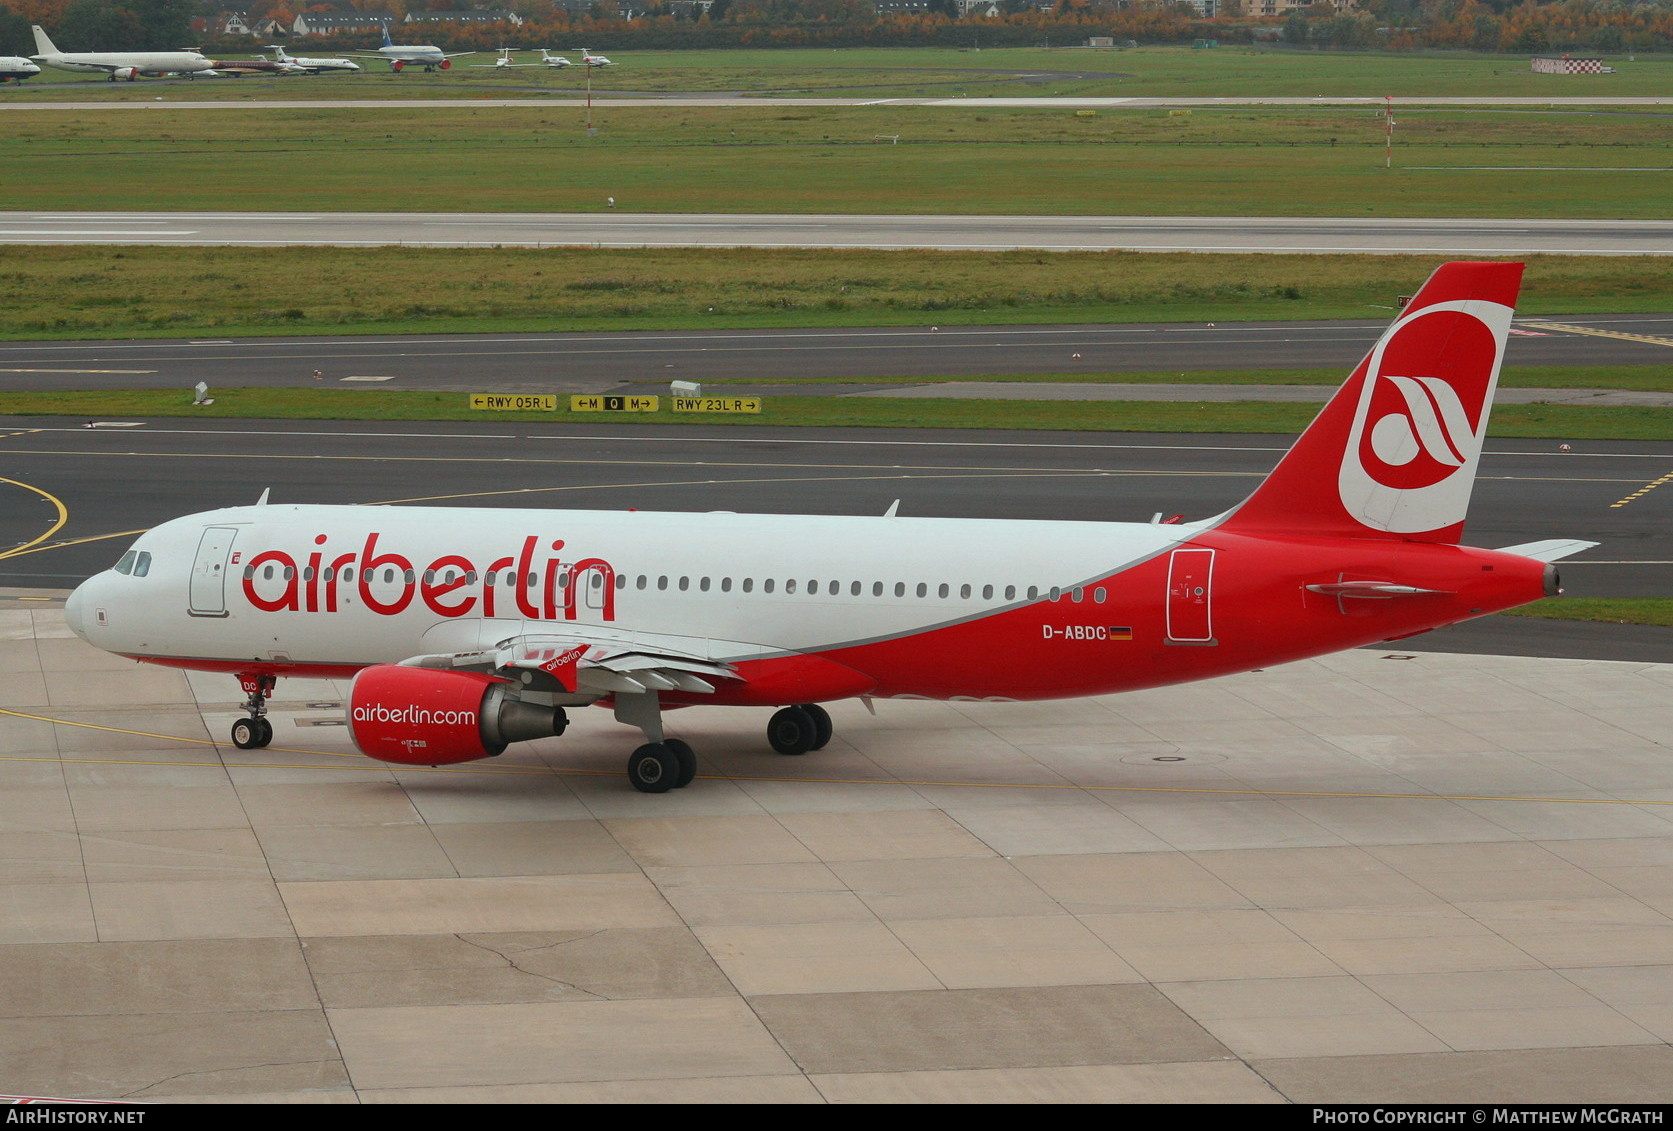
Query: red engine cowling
114,67,140,81
439,59,451,69
348,664,571,766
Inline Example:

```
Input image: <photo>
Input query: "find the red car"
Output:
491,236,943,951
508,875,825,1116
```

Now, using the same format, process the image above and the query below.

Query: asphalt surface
3,212,1673,254
0,418,1663,660
1,314,1670,393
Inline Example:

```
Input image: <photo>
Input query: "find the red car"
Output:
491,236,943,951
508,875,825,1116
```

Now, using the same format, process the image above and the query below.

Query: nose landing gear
231,673,276,750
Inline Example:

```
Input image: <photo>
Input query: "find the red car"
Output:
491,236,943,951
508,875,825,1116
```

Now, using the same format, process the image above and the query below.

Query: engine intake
347,664,567,766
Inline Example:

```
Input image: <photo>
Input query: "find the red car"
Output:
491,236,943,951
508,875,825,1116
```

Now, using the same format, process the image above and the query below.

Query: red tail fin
1219,261,1523,545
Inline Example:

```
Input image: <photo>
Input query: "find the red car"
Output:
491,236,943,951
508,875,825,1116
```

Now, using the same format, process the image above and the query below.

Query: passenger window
636,575,647,590
699,577,711,592
678,576,689,591
960,584,972,599
982,584,993,600
764,579,775,594
895,582,905,598
721,578,732,593
786,579,797,594
1005,585,1016,601
742,578,753,593
872,582,883,597
938,583,949,599
1072,587,1084,603
915,583,927,598
1094,587,1107,603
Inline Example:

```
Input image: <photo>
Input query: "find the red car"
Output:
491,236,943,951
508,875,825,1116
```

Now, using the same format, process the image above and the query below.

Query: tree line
4,0,1673,58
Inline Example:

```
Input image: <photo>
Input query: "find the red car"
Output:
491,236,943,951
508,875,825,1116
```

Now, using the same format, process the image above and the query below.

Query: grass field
2,99,1672,215
1502,597,1673,626
5,247,1672,340
13,46,1673,99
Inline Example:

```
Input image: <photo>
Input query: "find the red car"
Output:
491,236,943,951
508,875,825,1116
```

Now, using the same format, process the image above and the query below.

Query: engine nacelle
439,59,451,69
392,60,405,72
347,664,566,766
114,67,140,81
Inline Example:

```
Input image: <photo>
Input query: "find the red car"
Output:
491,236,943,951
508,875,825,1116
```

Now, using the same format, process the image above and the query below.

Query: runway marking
0,368,156,374
1519,320,1673,348
1609,469,1673,508
364,470,1131,507
0,478,68,561
0,529,147,559
0,716,1668,806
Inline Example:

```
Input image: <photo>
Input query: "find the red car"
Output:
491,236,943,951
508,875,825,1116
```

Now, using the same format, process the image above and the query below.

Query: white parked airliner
351,22,472,72
64,263,1590,793
0,55,41,82
30,24,214,81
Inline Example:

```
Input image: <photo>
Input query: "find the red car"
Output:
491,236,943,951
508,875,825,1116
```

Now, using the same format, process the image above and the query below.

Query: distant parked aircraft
577,49,614,67
538,50,574,68
349,22,472,72
207,57,299,78
30,24,214,81
472,48,537,69
264,46,360,75
0,56,41,83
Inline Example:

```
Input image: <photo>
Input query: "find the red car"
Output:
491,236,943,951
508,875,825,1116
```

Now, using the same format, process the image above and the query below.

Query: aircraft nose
63,577,95,642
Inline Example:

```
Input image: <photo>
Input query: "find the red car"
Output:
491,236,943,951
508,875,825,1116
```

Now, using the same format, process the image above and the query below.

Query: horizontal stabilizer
1304,581,1452,598
1495,538,1599,563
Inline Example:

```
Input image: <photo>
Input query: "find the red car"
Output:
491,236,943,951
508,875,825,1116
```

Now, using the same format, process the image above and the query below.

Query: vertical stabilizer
1217,261,1523,545
31,25,59,56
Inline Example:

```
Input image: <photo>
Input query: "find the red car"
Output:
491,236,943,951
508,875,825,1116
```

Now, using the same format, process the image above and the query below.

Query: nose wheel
231,673,276,750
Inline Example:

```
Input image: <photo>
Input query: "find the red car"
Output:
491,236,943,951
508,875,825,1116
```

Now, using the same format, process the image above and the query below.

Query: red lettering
421,555,478,617
513,536,539,619
358,533,415,615
242,550,299,612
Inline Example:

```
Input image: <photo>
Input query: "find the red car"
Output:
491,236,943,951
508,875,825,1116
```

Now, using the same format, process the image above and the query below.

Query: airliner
30,25,215,81
0,56,41,82
352,22,472,72
63,263,1590,794
264,46,360,75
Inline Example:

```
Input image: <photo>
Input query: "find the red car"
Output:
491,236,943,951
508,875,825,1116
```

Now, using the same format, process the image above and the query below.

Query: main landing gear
615,692,836,794
231,674,275,750
767,703,833,756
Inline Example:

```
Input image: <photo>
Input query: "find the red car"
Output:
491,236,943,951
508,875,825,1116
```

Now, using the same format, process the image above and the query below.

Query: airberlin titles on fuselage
239,532,617,621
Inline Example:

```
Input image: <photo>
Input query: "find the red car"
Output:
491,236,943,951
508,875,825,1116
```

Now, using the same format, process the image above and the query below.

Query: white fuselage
34,48,213,76
380,45,447,65
67,502,1192,694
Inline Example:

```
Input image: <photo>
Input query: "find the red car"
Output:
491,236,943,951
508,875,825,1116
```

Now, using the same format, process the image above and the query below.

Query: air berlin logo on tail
1339,300,1511,535
1361,372,1476,490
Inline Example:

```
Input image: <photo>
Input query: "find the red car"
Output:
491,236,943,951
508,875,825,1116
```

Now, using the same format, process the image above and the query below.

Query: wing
396,629,738,698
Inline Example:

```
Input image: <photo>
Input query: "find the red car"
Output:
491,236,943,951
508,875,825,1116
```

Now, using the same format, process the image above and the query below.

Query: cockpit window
113,550,137,575
133,552,152,578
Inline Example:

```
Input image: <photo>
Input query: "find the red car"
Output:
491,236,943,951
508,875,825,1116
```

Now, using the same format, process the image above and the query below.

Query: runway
2,313,1671,394
4,212,1673,254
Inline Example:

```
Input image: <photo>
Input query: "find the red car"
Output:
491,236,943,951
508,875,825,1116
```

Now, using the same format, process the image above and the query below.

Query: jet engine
439,59,451,69
347,664,567,766
392,60,405,72
113,67,139,81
